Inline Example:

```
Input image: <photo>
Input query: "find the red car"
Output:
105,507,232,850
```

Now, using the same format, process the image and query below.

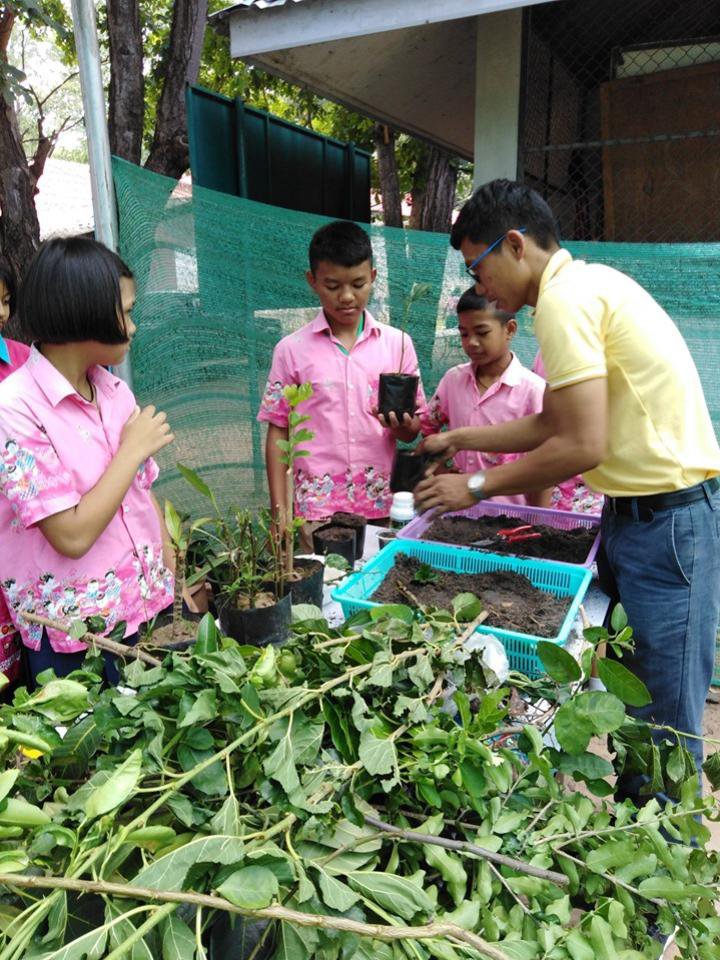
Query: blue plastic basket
331,539,592,678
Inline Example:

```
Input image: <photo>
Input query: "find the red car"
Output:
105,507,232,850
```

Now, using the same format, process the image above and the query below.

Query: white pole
70,0,133,387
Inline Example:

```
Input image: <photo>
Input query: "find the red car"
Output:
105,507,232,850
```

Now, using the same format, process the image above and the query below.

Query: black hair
308,220,373,273
0,257,17,316
18,236,134,345
456,286,514,325
450,179,560,252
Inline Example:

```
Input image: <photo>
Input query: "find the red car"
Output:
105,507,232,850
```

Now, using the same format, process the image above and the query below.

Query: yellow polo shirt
534,249,720,497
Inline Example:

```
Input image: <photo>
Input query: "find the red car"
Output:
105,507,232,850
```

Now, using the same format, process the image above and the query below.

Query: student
0,258,27,691
0,237,175,687
416,179,720,799
532,351,603,514
258,220,425,551
419,287,551,507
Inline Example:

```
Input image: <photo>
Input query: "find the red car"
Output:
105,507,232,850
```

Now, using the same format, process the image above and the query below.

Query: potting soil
427,514,596,564
372,554,571,637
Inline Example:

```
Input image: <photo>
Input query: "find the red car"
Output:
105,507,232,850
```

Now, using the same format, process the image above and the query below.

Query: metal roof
211,0,307,23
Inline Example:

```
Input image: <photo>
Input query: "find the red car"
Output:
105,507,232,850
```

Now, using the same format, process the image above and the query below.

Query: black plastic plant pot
285,558,324,608
218,589,291,647
390,449,429,493
378,372,419,421
377,529,397,550
331,510,367,559
208,912,275,960
312,524,357,566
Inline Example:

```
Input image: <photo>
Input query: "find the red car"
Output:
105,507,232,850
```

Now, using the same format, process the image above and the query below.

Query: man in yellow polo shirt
416,179,720,800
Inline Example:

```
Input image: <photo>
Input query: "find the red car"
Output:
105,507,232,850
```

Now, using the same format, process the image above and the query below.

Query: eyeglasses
465,227,527,280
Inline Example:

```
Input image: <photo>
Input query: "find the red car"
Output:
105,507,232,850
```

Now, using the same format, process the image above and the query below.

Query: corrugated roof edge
210,0,308,27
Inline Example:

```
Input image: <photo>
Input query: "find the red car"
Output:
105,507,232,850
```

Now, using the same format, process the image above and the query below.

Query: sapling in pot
275,382,324,607
179,465,292,646
141,499,201,650
378,281,433,420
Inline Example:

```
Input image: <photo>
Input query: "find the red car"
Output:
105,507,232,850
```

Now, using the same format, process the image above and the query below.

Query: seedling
412,561,440,585
275,382,314,579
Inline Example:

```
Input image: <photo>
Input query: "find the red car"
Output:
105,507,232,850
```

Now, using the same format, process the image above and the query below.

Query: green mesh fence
113,157,720,523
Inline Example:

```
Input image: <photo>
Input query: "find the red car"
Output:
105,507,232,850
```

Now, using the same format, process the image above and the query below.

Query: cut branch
21,612,161,667
0,874,512,960
363,814,568,886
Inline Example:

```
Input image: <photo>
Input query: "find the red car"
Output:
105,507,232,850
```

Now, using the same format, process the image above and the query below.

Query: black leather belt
605,476,720,521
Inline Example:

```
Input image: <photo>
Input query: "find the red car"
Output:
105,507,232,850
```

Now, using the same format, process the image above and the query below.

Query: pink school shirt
0,346,173,653
532,351,604,514
419,354,545,507
257,309,426,521
0,337,30,677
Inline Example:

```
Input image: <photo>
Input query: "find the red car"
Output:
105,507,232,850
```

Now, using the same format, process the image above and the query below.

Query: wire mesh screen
113,158,720,519
521,0,720,241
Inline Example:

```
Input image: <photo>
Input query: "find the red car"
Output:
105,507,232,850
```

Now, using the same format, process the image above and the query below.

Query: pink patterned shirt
532,352,604,514
258,310,426,521
0,347,173,653
0,337,30,676
419,355,546,507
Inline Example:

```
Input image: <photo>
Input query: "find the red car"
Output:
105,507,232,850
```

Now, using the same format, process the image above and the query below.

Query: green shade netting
113,156,720,516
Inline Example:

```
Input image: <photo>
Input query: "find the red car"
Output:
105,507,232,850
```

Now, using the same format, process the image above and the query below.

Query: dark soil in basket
426,514,596,564
372,555,571,638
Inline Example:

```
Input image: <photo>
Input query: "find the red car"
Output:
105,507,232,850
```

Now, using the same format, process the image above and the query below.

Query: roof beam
226,0,541,56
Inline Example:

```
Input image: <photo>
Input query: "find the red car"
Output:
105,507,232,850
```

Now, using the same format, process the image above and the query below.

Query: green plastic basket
332,539,592,679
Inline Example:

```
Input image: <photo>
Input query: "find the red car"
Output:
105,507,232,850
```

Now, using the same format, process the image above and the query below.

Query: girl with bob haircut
0,236,175,686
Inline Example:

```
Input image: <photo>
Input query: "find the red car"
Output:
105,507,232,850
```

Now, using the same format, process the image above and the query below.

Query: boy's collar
309,309,380,338
0,336,9,365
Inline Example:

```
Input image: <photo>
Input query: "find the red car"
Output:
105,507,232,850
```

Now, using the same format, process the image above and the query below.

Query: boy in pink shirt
419,288,551,507
0,258,27,690
258,220,425,548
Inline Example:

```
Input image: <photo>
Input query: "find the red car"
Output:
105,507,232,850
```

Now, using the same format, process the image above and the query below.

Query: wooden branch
21,612,162,667
363,815,568,886
0,874,512,960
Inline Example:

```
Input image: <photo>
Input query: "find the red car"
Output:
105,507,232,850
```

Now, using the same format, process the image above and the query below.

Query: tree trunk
408,143,458,233
0,10,39,282
107,0,144,164
373,123,402,227
144,0,208,178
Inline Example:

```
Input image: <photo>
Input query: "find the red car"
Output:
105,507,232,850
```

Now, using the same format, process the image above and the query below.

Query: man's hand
414,472,475,514
418,431,458,461
372,406,421,441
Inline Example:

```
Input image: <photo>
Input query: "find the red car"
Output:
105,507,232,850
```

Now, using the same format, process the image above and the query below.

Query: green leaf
638,877,714,900
553,750,614,780
0,769,18,803
702,750,720,791
195,614,219,653
176,463,214,504
370,603,414,624
610,603,628,632
574,690,626,734
291,604,324,623
358,730,397,777
554,702,593,754
452,592,481,622
161,915,195,960
274,921,312,960
33,927,108,959
218,865,279,908
85,749,143,820
210,795,242,836
408,653,434,689
264,734,300,793
177,689,217,728
597,659,652,707
537,641,581,683
105,901,154,959
586,839,637,874
134,836,245,891
315,867,361,912
347,871,433,920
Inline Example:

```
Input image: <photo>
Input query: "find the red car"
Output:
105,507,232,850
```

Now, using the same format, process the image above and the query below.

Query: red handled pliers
472,524,542,547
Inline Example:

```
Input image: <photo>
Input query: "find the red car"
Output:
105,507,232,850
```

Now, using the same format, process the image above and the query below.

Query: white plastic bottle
389,491,416,530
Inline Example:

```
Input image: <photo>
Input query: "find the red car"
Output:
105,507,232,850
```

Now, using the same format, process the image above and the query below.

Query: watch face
468,472,485,497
